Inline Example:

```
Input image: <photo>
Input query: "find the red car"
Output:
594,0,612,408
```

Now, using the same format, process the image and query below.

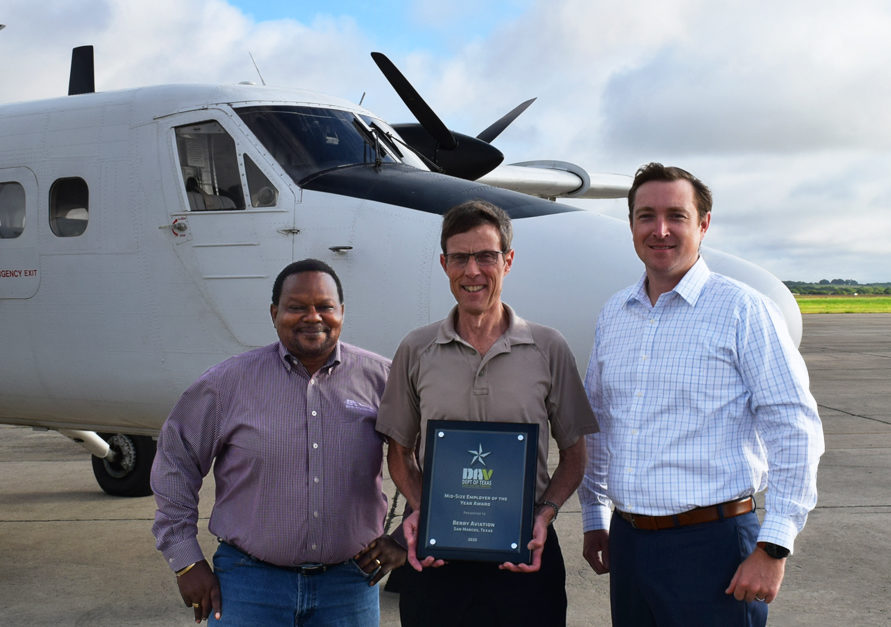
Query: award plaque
417,420,539,564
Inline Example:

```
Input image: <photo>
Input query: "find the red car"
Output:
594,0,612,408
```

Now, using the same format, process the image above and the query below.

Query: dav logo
462,444,494,486
463,467,494,482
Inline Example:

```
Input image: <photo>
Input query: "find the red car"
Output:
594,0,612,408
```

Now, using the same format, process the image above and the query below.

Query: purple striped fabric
151,341,391,571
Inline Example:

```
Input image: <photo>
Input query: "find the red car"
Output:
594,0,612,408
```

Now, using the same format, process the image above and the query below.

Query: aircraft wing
477,160,631,199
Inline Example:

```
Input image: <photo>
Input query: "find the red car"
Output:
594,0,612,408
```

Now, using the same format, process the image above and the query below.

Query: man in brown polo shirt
376,199,598,626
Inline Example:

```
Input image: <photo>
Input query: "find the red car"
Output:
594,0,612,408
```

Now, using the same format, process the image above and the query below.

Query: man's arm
385,437,443,571
500,437,586,573
578,330,614,574
151,380,222,622
726,295,824,602
579,430,612,574
738,296,824,550
386,438,422,510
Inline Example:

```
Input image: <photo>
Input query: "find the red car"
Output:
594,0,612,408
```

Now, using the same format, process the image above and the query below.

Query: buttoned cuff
757,513,799,555
162,537,207,573
582,503,612,533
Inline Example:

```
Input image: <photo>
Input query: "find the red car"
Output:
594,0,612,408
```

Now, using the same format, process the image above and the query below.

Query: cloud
1,0,889,282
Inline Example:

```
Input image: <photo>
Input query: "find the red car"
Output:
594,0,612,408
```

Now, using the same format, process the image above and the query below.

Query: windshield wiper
352,117,383,168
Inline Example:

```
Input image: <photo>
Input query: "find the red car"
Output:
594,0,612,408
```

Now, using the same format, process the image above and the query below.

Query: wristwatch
537,500,560,523
759,542,790,559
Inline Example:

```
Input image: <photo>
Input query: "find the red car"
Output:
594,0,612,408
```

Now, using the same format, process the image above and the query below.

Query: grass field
795,295,891,313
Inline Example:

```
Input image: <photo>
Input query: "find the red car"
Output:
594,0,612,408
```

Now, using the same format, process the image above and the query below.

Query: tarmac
0,313,888,626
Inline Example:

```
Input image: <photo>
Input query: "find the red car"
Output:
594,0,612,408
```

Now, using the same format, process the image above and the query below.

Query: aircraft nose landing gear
90,433,156,497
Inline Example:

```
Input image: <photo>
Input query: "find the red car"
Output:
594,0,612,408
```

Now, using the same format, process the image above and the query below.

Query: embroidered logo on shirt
344,399,374,411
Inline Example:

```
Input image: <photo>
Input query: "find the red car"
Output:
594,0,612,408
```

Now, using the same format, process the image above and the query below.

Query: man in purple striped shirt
151,259,405,625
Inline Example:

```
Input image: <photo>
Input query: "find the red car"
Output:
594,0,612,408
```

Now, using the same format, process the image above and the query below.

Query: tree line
783,280,891,295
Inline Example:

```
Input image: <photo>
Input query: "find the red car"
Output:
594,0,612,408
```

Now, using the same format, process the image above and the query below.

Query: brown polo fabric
376,304,598,500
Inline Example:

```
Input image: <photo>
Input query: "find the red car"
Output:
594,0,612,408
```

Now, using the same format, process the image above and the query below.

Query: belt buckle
297,563,327,575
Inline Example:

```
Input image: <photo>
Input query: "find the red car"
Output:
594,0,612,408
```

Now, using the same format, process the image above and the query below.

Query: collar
435,303,535,349
277,341,342,375
627,256,711,308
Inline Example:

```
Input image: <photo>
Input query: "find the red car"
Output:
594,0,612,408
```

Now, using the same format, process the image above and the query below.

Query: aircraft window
0,181,26,239
49,177,89,237
244,154,278,207
175,121,245,211
236,106,397,185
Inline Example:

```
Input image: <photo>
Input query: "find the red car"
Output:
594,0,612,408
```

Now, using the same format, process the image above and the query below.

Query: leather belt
616,497,754,531
221,541,344,575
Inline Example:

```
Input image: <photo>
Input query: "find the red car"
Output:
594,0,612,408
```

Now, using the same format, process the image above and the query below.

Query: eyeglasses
443,250,507,267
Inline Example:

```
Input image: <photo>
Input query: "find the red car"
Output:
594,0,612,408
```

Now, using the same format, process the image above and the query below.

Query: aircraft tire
90,433,156,497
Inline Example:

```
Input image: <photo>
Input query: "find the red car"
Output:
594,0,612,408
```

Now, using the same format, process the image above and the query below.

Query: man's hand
583,529,610,574
355,535,407,585
402,510,446,571
175,560,221,623
725,546,786,603
499,511,549,573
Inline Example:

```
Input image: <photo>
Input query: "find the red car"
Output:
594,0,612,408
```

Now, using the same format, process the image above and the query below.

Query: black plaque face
417,420,539,564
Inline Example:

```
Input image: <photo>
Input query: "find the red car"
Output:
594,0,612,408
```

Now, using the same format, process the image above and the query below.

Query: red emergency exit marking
0,269,38,278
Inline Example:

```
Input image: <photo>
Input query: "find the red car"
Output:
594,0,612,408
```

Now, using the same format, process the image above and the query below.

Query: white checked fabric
579,258,824,551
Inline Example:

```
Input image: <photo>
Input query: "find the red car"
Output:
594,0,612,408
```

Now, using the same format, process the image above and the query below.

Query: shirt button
312,442,319,449
632,429,639,435
311,543,317,550
310,379,315,385
313,511,319,518
311,410,318,416
313,476,319,483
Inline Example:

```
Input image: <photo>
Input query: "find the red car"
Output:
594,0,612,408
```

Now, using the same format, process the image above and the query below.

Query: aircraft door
0,167,39,299
161,114,297,348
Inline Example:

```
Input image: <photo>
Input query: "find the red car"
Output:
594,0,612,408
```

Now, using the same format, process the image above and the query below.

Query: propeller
371,52,535,181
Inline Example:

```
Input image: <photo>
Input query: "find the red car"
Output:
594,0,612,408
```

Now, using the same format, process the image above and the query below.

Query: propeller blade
371,52,457,150
477,98,536,143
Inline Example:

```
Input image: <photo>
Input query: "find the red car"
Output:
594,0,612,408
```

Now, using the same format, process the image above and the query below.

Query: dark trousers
398,524,567,626
609,510,768,627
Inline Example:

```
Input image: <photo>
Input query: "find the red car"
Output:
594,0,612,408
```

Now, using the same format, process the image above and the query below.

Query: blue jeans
609,510,768,627
208,541,379,626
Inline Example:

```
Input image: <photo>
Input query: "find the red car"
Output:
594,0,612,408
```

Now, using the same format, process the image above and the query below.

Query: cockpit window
244,154,278,207
175,121,245,211
236,106,400,185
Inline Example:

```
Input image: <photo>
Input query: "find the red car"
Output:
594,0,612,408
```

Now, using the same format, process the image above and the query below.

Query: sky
1,0,889,282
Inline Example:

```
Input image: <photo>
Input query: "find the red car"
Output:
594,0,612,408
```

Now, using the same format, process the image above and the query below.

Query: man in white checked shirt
579,163,824,626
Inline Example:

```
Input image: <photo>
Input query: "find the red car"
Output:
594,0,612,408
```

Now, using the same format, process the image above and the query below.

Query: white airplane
0,47,801,496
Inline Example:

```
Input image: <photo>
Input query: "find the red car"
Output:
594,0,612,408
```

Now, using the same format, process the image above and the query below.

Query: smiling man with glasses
376,199,598,626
